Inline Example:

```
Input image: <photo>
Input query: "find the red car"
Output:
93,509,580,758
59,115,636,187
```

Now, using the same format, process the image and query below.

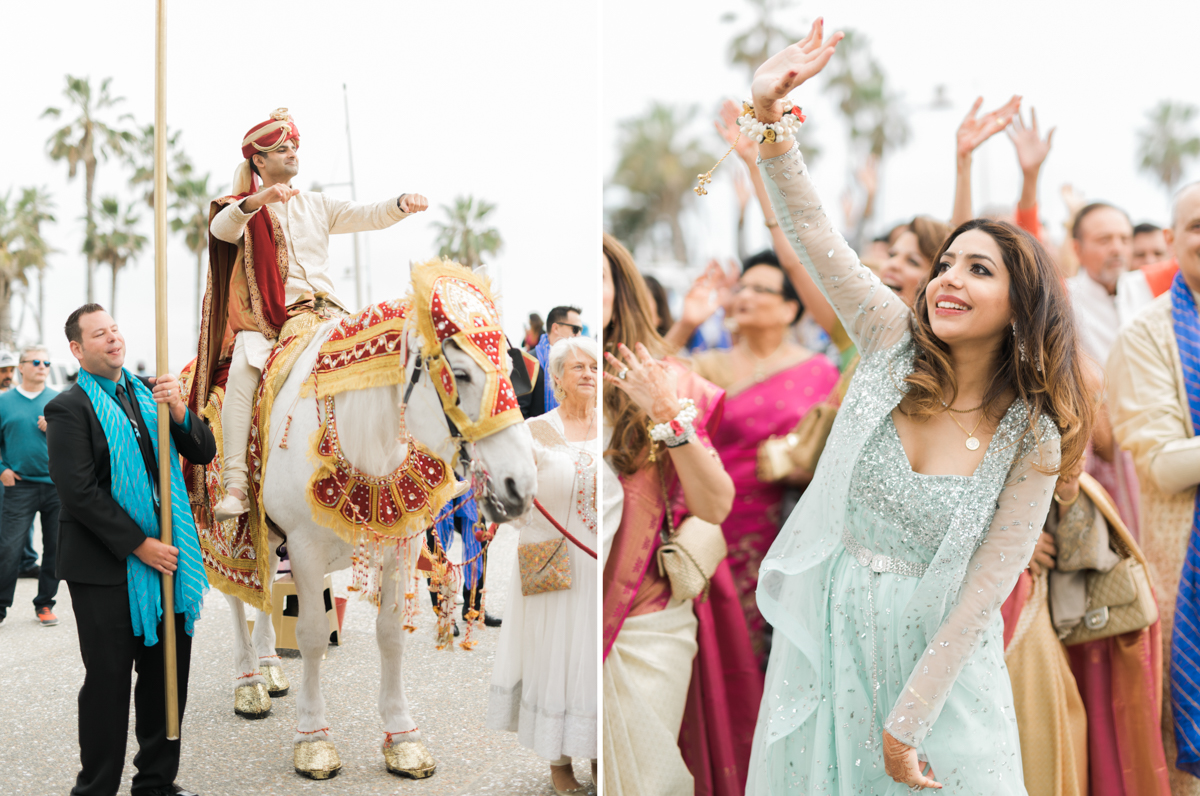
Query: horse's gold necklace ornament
942,401,985,451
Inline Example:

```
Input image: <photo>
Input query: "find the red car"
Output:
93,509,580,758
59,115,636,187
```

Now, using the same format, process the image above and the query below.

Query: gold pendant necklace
942,403,985,450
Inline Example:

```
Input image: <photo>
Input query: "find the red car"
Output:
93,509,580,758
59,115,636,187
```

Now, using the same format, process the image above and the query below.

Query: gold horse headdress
409,258,522,443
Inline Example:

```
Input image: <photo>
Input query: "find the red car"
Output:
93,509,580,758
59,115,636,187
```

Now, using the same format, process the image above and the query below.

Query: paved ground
0,524,597,796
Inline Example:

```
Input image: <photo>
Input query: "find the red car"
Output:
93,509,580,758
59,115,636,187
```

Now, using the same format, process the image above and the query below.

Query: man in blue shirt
0,346,60,626
523,305,582,418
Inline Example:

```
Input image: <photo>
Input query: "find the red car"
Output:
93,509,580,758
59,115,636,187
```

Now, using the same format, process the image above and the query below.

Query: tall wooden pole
154,0,180,741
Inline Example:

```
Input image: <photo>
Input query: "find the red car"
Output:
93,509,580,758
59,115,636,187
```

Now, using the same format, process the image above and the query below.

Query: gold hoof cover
295,739,342,780
234,683,272,718
259,664,290,696
384,738,437,779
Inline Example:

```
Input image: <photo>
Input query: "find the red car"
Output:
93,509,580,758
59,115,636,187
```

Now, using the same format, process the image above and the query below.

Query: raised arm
1008,108,1054,239
950,96,1021,228
715,100,837,335
884,420,1060,750
747,20,914,358
323,193,427,235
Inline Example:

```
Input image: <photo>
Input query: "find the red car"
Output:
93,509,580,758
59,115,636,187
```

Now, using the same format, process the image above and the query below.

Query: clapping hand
1008,108,1055,175
603,343,680,424
679,262,724,329
956,95,1021,165
751,18,843,124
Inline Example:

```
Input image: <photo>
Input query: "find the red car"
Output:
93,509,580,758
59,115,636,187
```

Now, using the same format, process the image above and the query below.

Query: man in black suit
46,303,216,796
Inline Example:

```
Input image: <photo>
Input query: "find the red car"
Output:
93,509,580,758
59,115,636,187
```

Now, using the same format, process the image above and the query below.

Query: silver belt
842,528,927,753
841,530,927,579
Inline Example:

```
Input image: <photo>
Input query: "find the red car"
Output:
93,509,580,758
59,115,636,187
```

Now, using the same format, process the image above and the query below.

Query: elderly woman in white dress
487,336,599,795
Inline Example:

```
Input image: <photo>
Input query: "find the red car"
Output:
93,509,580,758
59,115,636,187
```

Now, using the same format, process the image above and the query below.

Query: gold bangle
765,218,779,229
1053,489,1079,507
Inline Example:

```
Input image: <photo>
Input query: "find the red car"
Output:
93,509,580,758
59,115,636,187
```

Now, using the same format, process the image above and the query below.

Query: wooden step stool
253,573,342,652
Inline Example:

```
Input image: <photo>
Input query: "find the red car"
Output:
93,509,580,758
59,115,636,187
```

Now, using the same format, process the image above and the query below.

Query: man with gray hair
0,345,61,626
1109,181,1200,787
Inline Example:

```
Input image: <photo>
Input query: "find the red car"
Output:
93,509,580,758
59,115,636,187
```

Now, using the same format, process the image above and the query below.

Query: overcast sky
3,1,600,371
604,0,1200,282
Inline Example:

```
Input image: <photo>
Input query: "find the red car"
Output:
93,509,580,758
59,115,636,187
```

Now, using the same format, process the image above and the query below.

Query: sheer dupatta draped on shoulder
747,143,1060,792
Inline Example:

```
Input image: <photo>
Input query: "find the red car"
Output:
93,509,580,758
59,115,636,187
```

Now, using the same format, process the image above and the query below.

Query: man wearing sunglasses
523,305,583,418
0,347,61,627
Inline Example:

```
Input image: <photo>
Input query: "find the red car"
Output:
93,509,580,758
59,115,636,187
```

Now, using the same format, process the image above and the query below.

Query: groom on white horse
191,107,428,522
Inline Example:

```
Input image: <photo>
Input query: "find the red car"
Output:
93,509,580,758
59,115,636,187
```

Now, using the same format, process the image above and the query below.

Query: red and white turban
232,108,300,194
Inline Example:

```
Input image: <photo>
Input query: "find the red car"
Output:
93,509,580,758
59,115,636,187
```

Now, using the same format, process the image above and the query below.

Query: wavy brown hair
904,219,1091,475
603,233,670,476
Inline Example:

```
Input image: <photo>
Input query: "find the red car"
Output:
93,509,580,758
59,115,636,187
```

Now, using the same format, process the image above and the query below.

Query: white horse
217,275,536,779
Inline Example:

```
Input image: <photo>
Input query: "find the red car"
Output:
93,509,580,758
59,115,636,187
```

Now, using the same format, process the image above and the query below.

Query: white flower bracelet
736,99,807,145
649,398,699,448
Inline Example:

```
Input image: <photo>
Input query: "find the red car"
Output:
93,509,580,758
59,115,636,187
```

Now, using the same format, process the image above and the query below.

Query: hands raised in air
751,18,843,125
715,99,759,164
1008,108,1055,176
956,95,1021,166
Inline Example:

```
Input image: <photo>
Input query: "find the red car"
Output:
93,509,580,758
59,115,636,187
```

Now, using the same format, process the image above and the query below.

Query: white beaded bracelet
649,398,698,446
736,99,806,144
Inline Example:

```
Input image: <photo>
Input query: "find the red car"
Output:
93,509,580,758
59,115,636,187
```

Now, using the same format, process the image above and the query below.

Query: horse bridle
401,352,506,518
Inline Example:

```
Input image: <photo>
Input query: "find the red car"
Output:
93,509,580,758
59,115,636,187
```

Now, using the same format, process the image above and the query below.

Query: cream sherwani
1108,290,1200,794
209,190,411,491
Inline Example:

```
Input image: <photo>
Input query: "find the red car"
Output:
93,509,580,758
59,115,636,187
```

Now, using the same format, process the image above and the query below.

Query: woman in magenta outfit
691,250,839,663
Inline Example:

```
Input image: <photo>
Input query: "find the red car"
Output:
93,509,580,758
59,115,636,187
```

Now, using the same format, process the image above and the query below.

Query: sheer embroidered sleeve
758,142,910,359
883,416,1061,748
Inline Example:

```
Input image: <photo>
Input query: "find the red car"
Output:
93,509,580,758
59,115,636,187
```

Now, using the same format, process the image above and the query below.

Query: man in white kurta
208,109,427,519
1066,202,1133,367
1108,182,1200,793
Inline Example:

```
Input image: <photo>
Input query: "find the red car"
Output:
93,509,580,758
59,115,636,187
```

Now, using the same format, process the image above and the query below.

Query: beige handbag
757,355,858,481
656,478,727,602
518,538,572,597
1061,473,1159,645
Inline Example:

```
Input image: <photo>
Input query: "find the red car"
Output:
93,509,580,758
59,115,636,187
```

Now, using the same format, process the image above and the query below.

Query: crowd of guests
603,62,1200,794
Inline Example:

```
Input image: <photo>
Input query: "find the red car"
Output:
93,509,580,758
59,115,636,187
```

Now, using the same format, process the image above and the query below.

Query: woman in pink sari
691,250,839,663
602,233,762,796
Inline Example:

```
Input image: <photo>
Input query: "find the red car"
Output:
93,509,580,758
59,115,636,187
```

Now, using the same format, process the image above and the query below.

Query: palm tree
86,197,147,318
825,30,910,159
15,188,55,343
432,196,503,269
1138,101,1200,202
610,103,715,263
128,123,192,208
171,173,215,332
42,75,135,304
0,191,54,345
723,0,801,79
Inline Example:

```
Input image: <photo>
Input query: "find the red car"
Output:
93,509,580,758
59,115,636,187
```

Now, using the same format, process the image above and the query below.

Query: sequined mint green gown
746,142,1061,795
